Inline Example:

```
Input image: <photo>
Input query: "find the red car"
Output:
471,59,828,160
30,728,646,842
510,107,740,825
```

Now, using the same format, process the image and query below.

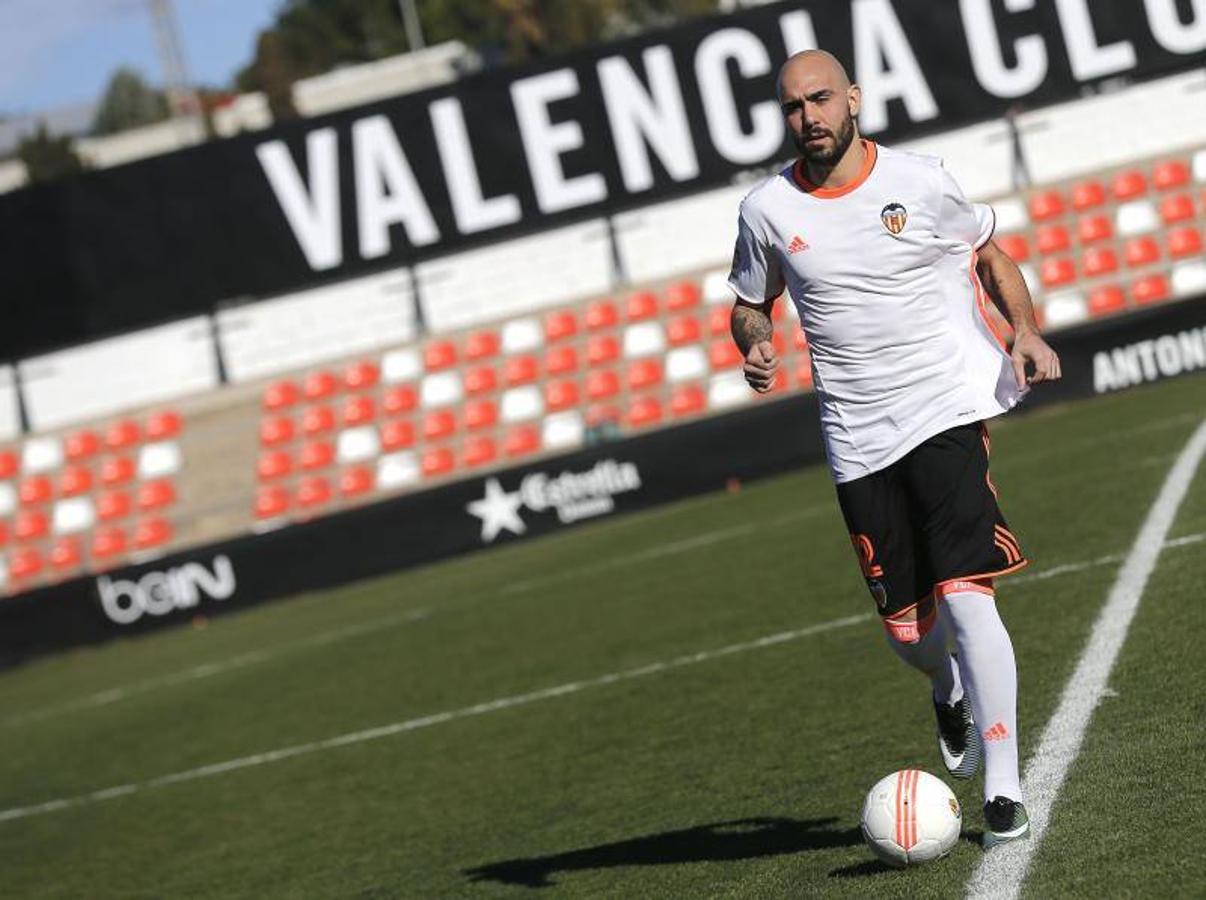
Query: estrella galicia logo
881,202,908,235
466,459,641,542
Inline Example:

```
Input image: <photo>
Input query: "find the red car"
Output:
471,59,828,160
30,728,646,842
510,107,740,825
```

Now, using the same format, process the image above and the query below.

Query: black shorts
835,422,1027,631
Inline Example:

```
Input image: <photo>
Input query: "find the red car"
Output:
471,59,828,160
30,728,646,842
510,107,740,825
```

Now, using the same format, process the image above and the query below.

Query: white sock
885,609,963,707
941,587,1023,803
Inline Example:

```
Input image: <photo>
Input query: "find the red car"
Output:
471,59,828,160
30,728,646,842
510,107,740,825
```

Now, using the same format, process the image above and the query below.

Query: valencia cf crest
881,202,908,234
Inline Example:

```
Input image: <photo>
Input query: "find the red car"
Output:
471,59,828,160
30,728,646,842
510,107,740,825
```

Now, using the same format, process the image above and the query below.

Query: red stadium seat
341,395,376,426
343,361,380,391
544,311,578,343
137,480,176,511
670,385,706,416
134,517,173,549
257,450,293,481
627,359,663,390
504,355,540,386
302,405,336,436
254,486,290,518
995,234,1029,262
1077,215,1112,244
18,476,52,506
339,466,375,496
587,335,621,367
1152,160,1190,191
665,280,701,311
379,421,416,451
1039,258,1076,287
1123,236,1160,267
92,527,128,559
303,370,339,401
667,315,702,346
296,477,332,509
585,370,620,400
1131,274,1170,305
793,329,809,352
64,430,101,461
259,416,295,447
1028,190,1065,221
463,400,498,431
708,306,731,337
145,410,182,439
545,380,580,411
1035,225,1070,255
105,419,140,450
0,450,15,479
464,330,500,360
796,359,815,387
0,522,8,547
626,291,658,321
9,548,43,580
382,385,419,414
299,440,335,470
263,381,300,411
100,456,136,487
584,300,619,330
424,341,457,371
14,509,48,541
544,346,578,376
49,538,82,571
1167,226,1203,259
58,465,92,497
421,448,455,477
1159,193,1196,224
1112,170,1147,201
96,490,132,521
463,367,497,396
504,426,541,457
627,396,663,427
771,370,788,392
463,437,497,468
709,338,744,368
1070,181,1105,211
586,405,620,427
1087,285,1126,317
423,410,457,440
1081,247,1118,278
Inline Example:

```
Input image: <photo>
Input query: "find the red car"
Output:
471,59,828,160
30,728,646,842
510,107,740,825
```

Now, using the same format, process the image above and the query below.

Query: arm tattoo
731,303,774,355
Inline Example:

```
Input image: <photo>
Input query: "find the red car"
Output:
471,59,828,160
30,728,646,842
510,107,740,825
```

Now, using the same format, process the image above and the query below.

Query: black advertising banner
3,298,1204,667
3,0,1205,357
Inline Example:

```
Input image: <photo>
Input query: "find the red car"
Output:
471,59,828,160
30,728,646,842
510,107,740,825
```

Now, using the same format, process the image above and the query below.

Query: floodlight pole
398,0,426,51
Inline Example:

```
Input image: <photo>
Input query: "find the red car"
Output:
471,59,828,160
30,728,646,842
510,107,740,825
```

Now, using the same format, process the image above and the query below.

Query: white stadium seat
337,426,380,464
702,269,733,304
501,386,542,423
420,371,464,408
137,441,182,479
708,372,752,409
623,322,666,358
542,412,585,450
53,497,96,535
376,451,419,490
1115,201,1159,236
381,348,421,384
1171,261,1206,297
992,198,1029,234
666,347,708,383
0,483,15,517
501,318,542,354
1193,148,1206,183
1043,291,1089,329
21,437,63,474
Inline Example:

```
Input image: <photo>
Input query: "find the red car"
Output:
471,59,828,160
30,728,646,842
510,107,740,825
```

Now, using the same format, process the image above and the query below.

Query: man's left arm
975,239,1062,389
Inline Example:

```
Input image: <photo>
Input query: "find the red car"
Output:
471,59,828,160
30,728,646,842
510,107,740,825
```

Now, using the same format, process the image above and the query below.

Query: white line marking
0,613,872,825
966,419,1206,900
1,609,432,728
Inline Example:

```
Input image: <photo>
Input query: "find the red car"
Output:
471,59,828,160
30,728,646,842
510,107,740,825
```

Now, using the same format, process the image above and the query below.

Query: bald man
728,51,1061,851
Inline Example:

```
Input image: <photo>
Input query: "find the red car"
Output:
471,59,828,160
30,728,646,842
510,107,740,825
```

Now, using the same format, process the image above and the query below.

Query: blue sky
0,0,282,114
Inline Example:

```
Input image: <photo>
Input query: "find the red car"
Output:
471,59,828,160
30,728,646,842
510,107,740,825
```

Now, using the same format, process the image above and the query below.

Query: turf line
965,418,1206,900
0,613,872,824
1,608,432,728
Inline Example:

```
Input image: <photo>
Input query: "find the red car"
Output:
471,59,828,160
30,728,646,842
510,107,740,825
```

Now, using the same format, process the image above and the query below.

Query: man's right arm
731,299,779,393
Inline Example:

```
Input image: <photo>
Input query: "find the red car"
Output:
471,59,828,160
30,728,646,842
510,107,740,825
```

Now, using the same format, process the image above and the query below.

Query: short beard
795,112,856,166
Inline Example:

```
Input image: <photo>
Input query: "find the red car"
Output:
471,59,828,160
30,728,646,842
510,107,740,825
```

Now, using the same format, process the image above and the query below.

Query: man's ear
848,83,861,117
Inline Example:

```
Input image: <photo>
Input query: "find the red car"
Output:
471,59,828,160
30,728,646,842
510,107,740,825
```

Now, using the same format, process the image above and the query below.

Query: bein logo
96,555,237,625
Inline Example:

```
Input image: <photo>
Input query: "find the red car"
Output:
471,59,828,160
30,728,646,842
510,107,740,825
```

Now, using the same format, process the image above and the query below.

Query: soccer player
727,50,1061,849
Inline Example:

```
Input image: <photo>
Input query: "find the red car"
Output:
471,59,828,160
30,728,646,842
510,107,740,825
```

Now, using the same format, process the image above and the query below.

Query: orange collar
792,139,878,198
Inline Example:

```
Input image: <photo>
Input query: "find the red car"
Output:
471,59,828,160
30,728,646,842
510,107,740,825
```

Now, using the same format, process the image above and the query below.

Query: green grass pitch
1,372,1204,898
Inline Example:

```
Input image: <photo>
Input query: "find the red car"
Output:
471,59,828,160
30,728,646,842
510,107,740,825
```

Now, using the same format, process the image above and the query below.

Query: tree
235,0,719,116
92,68,170,136
18,123,85,183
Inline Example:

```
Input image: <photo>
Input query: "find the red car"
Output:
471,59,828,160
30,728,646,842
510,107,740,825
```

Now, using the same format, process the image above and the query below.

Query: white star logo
466,478,526,542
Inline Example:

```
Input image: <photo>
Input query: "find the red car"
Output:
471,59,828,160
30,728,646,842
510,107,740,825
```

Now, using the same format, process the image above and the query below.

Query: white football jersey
728,140,1024,484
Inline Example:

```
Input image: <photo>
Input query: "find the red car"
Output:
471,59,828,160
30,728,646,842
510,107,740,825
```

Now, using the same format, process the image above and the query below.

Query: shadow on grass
463,816,863,888
828,829,985,879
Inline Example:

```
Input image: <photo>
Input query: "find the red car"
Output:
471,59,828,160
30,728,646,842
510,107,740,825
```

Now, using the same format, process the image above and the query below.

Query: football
860,769,962,867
